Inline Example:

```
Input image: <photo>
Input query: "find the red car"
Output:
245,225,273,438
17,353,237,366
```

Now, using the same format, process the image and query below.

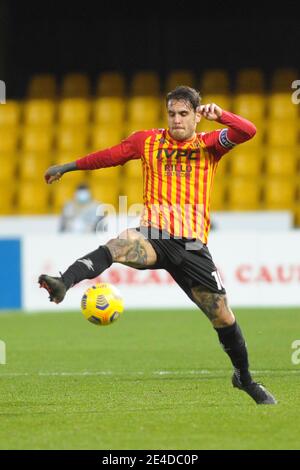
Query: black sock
61,246,113,290
214,322,252,385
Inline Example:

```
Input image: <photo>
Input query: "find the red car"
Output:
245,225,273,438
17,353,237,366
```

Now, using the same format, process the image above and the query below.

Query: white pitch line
0,369,300,378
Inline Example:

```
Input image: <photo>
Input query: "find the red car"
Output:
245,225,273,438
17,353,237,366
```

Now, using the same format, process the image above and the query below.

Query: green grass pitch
0,307,300,449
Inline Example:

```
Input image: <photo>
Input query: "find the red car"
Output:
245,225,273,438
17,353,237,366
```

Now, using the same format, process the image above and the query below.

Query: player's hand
44,165,65,184
198,103,222,120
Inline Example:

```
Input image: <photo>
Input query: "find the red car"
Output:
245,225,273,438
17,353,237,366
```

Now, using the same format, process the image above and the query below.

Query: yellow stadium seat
56,126,88,152
0,183,16,214
263,178,296,209
166,70,195,91
58,98,91,126
236,69,264,93
0,128,18,153
23,99,55,126
228,178,261,210
233,93,266,121
266,120,298,146
89,181,120,208
124,159,143,178
198,119,227,133
93,97,125,125
19,152,52,181
127,96,161,126
27,74,57,99
131,71,160,95
0,101,21,127
215,156,228,178
97,72,125,96
210,179,227,211
122,177,144,208
17,181,50,214
229,147,263,177
61,73,90,98
50,180,85,213
201,94,231,112
91,125,123,150
0,155,17,181
89,165,121,183
125,121,148,136
268,93,298,120
271,68,298,92
22,127,53,152
201,69,229,94
264,147,298,177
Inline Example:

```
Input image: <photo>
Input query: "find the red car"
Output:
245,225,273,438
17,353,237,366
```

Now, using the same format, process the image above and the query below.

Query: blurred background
0,0,300,309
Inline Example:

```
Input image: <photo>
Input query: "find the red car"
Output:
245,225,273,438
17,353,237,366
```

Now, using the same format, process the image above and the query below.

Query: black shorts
136,226,226,301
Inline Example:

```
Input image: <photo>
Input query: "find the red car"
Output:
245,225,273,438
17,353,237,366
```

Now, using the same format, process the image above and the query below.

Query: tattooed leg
106,228,158,268
191,286,235,328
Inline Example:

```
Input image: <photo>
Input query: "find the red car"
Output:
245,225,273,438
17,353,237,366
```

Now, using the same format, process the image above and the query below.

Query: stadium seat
266,120,298,146
166,70,195,91
201,69,229,94
56,126,88,152
51,180,85,213
263,178,296,209
27,74,57,99
90,125,123,150
19,152,52,181
227,178,261,210
0,155,17,181
198,118,227,134
125,121,147,136
264,147,298,177
0,128,18,153
89,165,121,182
210,179,227,211
236,69,264,93
93,97,125,125
17,181,50,214
54,151,88,184
268,93,298,120
96,71,125,96
89,180,120,209
124,159,143,178
127,96,162,126
229,147,263,177
130,71,160,95
233,93,266,121
215,156,228,178
122,177,144,207
0,183,15,214
271,68,298,92
61,73,90,98
23,99,56,126
22,127,53,153
0,100,21,127
201,94,231,112
58,98,91,126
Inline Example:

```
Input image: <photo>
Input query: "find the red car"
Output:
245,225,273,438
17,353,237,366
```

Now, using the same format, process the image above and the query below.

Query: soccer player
39,86,276,405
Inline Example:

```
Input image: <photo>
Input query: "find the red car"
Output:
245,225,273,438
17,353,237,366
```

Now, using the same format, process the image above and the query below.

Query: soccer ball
81,283,124,326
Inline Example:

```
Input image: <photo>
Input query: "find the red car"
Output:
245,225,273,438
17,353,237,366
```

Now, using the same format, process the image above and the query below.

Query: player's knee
105,238,131,262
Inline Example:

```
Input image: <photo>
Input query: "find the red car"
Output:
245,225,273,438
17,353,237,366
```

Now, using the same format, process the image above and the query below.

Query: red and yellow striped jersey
76,110,256,243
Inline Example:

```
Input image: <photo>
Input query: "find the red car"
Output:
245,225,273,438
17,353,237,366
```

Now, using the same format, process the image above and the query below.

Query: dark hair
166,86,202,111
